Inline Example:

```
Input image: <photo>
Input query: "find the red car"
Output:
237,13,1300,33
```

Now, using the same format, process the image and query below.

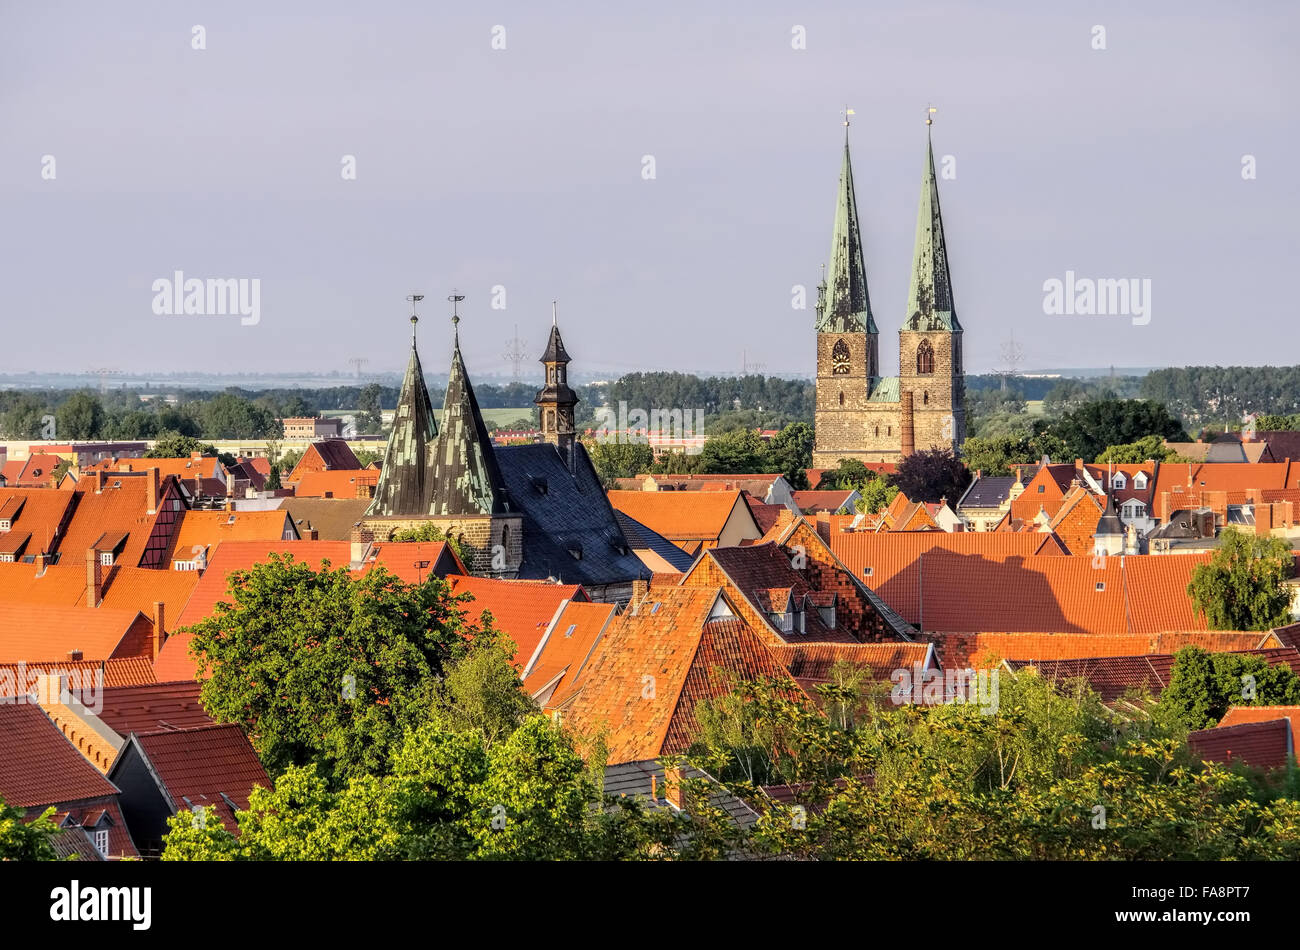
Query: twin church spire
816,111,959,337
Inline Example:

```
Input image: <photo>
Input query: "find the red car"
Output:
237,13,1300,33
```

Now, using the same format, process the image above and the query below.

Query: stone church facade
812,126,967,468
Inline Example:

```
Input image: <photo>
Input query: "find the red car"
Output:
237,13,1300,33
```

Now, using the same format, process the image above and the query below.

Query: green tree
1159,646,1300,730
266,463,282,490
764,422,814,490
1095,433,1182,464
855,478,899,515
389,521,468,565
962,433,1035,476
429,635,535,748
146,432,219,459
0,799,58,860
54,391,105,440
1043,397,1187,462
587,439,654,486
1187,527,1294,631
698,429,767,474
357,384,384,433
184,554,476,784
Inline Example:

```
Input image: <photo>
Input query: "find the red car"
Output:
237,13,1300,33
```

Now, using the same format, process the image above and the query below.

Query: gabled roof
792,490,857,514
7,453,66,487
0,702,120,807
816,136,876,334
496,443,650,587
58,478,165,567
69,682,213,735
522,599,618,702
1219,706,1300,757
290,439,361,476
446,574,585,665
957,475,1016,509
1152,462,1296,502
904,130,959,332
770,642,934,693
117,724,271,830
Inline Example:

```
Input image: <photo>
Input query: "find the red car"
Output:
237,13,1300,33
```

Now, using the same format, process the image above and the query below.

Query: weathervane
841,105,854,128
552,300,558,326
448,291,465,340
406,294,424,341
926,103,937,126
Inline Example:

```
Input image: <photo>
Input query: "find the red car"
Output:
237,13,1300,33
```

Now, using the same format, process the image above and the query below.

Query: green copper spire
366,313,439,517
816,135,876,334
904,127,961,332
428,324,508,517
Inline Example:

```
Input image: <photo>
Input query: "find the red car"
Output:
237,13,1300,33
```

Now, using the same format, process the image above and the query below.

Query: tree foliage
1186,528,1294,631
889,448,970,504
1159,647,1300,730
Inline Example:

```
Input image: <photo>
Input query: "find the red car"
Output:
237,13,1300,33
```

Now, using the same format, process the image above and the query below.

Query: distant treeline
1140,366,1300,426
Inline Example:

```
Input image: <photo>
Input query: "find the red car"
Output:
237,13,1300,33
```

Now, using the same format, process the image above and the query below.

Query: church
811,121,967,468
358,309,650,604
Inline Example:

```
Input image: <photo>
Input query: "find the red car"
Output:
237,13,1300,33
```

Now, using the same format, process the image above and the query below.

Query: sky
1,0,1296,381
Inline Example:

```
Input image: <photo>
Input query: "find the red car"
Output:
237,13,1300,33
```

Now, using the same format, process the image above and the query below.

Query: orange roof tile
522,600,618,700
163,509,296,564
606,490,750,542
58,478,163,567
0,603,149,662
1153,462,1297,501
0,488,76,556
0,657,155,698
289,469,378,499
1219,706,1300,757
445,574,586,665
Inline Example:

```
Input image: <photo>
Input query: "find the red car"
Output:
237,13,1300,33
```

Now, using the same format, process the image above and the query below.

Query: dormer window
93,828,109,856
1133,472,1148,490
100,551,113,567
0,520,9,532
1111,472,1126,490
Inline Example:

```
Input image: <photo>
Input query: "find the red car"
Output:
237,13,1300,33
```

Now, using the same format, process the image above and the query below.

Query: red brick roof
1219,705,1300,756
289,469,379,499
0,702,119,807
922,630,1277,669
70,681,213,735
127,724,271,830
522,600,618,699
1188,717,1292,771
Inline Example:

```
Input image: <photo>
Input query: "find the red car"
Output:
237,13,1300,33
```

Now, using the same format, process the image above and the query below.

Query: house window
100,551,113,566
1133,472,1148,490
916,340,935,375
0,519,9,531
173,560,199,571
818,605,837,629
923,391,929,405
874,426,879,437
93,829,109,855
0,554,12,563
770,611,794,632
1037,484,1045,493
1112,472,1126,490
1095,582,1105,592
862,566,873,577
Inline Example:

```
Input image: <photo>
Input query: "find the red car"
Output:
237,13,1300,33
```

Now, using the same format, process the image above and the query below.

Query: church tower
897,121,965,455
534,309,579,472
812,125,880,467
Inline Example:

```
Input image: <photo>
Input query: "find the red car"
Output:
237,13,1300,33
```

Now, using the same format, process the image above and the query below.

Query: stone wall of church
360,513,523,576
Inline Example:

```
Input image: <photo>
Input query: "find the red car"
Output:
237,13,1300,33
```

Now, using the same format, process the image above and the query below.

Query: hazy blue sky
2,1,1295,380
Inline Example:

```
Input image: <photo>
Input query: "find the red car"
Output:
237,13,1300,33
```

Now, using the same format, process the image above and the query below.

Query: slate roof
612,509,696,573
0,702,120,807
122,724,271,831
958,475,1016,509
792,490,857,514
496,442,650,588
602,760,760,830
281,497,372,539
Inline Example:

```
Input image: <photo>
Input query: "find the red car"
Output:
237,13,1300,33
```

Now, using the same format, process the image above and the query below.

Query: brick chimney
349,525,374,570
1257,503,1274,537
152,601,166,659
94,469,105,493
147,466,160,514
630,578,650,609
662,766,685,810
34,552,47,576
85,547,103,608
304,521,319,541
900,391,915,457
1159,490,1172,525
68,649,82,662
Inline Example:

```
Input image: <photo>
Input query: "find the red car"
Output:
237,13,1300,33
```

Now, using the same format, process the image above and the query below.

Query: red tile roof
606,490,752,544
127,724,271,831
922,630,1277,669
289,469,379,499
70,681,213,735
792,490,858,514
0,657,156,698
522,600,618,700
163,509,296,563
1188,717,1292,771
0,702,119,807
1219,706,1300,756
769,642,933,691
58,478,163,568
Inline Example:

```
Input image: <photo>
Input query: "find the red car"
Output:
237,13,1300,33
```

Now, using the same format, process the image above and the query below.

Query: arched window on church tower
916,340,934,375
874,425,879,437
838,392,844,406
831,338,851,375
923,391,929,405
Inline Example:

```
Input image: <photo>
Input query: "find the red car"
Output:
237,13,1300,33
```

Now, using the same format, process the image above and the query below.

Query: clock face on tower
831,338,851,375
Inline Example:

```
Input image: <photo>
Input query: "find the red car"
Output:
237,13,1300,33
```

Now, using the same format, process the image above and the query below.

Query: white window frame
93,828,109,855
1133,472,1148,490
1111,472,1126,490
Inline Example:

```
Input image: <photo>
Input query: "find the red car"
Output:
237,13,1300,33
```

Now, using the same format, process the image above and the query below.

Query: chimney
1257,503,1274,537
68,649,82,662
663,766,684,810
631,578,650,608
900,391,915,457
649,773,658,801
34,552,47,576
147,466,160,514
304,521,319,541
152,601,166,659
349,525,374,569
1074,458,1084,471
85,547,103,608
191,450,202,459
94,469,105,493
1160,491,1171,525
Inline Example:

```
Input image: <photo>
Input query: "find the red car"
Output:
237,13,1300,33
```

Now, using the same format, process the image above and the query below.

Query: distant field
1025,400,1046,417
